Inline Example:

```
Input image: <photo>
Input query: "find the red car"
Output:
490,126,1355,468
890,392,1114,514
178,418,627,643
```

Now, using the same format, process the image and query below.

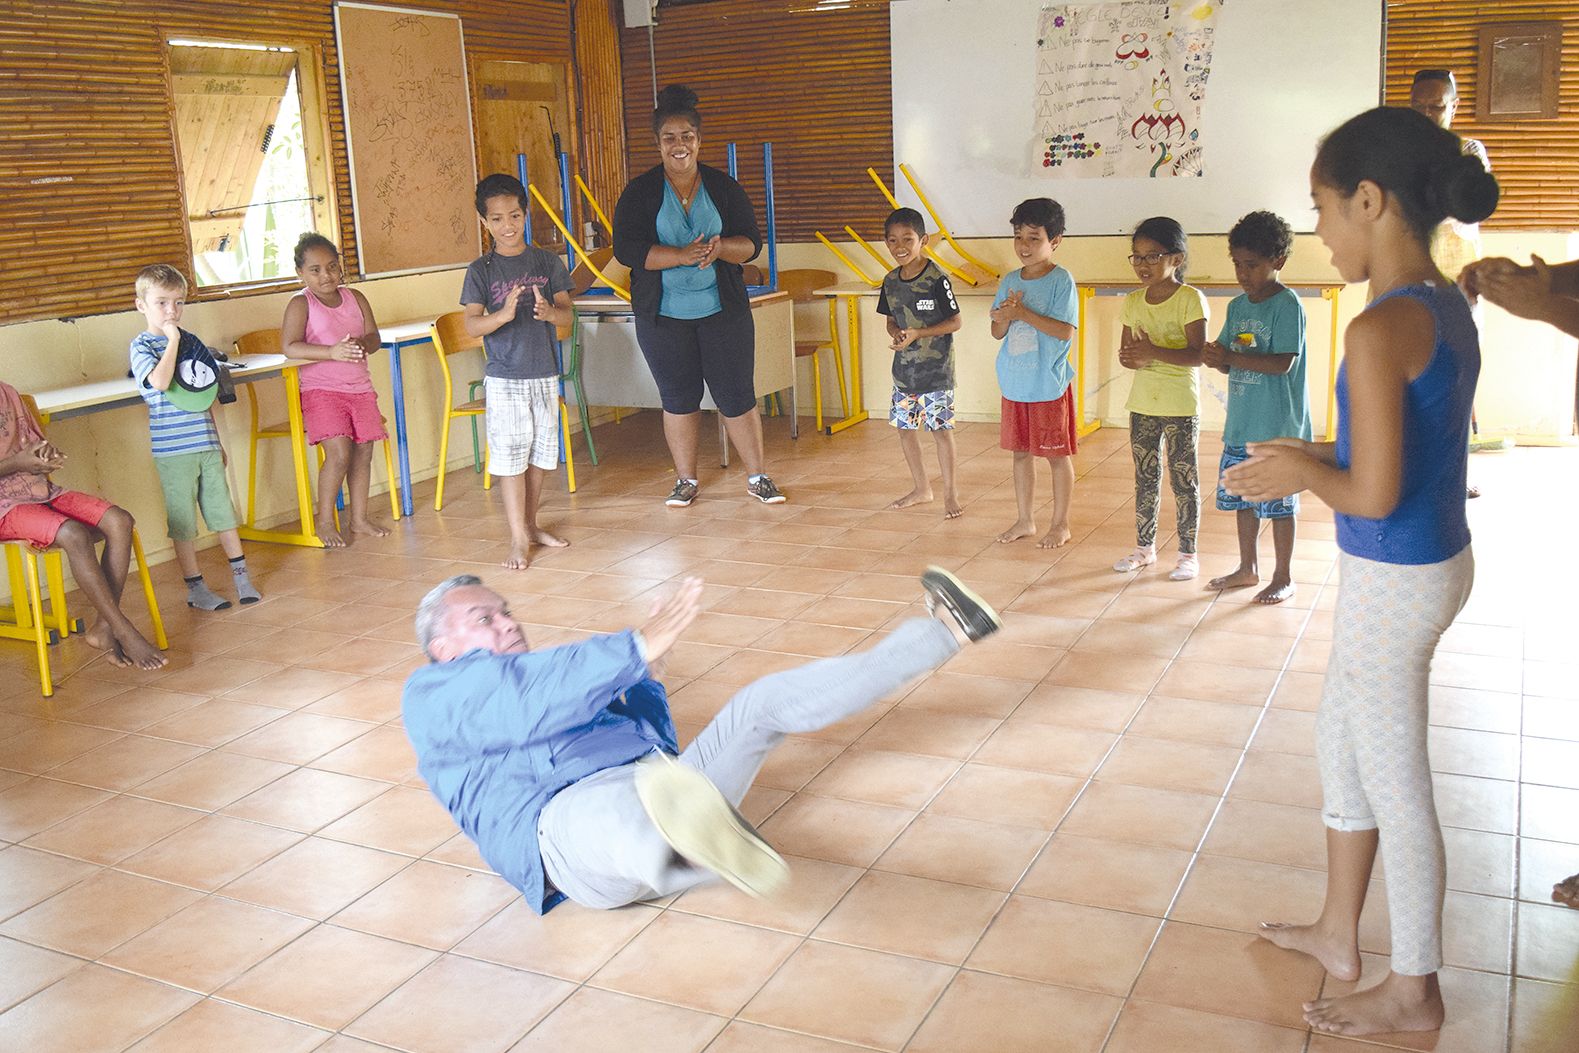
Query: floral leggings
1130,412,1200,553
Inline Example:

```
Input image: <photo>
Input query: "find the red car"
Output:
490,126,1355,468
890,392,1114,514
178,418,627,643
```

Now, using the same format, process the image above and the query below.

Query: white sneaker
1169,554,1199,581
634,752,789,898
1113,546,1157,573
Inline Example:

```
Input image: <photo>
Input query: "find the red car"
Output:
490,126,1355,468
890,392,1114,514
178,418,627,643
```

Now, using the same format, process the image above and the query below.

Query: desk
34,354,290,421
572,292,799,457
378,318,437,519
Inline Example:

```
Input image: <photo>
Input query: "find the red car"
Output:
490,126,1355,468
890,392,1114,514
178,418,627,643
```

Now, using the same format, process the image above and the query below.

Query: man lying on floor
403,567,1000,912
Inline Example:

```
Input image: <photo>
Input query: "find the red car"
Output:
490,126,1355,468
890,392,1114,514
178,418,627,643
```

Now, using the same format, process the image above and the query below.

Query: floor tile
119,815,302,891
967,894,1161,996
1096,735,1243,796
0,845,96,922
456,899,662,981
927,763,1083,829
812,869,1004,964
330,858,517,950
590,910,799,1015
101,896,315,993
874,813,1047,891
129,751,296,811
0,963,199,1053
1104,999,1308,1053
220,768,388,832
740,939,954,1051
1132,920,1326,1029
219,837,411,920
756,794,914,868
801,747,959,808
906,970,1122,1053
671,854,863,935
1516,901,1579,983
123,998,330,1053
0,867,201,957
0,935,82,1013
316,785,458,856
1018,833,1194,916
22,794,203,865
507,986,725,1053
216,923,437,1031
972,721,1117,778
345,954,573,1053
1058,782,1220,851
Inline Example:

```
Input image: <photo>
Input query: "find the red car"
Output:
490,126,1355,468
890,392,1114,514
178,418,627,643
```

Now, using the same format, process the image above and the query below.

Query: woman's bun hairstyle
1313,107,1499,241
652,84,702,134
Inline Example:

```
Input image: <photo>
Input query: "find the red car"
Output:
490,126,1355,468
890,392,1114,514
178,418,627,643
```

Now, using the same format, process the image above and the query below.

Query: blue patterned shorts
889,387,955,431
1217,444,1299,519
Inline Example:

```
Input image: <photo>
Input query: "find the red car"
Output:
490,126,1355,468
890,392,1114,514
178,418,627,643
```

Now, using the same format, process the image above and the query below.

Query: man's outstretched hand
639,577,703,669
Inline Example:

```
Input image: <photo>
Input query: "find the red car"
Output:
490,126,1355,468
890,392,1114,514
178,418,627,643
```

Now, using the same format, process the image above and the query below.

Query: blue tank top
1334,282,1479,565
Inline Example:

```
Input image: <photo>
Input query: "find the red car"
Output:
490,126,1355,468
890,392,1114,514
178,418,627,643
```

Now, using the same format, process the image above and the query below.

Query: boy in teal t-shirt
1202,211,1311,605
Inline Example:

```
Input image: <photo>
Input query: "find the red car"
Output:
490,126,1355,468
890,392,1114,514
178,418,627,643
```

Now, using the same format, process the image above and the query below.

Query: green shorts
155,449,239,541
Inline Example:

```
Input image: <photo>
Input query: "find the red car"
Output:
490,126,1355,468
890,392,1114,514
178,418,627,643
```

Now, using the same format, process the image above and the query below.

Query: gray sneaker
746,475,786,504
665,478,699,507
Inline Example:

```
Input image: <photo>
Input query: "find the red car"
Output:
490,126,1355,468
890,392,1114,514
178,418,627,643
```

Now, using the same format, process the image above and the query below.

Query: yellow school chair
429,312,491,510
0,395,167,697
778,268,848,432
235,330,401,526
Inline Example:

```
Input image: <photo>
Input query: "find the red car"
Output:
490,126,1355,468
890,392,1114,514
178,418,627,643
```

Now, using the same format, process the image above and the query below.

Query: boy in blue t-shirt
1201,211,1311,605
876,209,962,516
989,198,1080,549
130,264,260,611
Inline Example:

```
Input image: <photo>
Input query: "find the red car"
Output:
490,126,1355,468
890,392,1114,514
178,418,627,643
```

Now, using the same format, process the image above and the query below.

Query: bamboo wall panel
1386,1,1579,230
617,0,894,242
0,0,589,326
574,0,629,241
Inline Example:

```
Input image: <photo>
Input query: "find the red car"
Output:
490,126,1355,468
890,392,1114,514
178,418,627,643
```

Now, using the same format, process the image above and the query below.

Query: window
166,40,336,288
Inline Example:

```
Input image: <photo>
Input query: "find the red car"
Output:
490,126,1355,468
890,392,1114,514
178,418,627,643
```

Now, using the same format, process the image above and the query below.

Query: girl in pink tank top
281,233,389,546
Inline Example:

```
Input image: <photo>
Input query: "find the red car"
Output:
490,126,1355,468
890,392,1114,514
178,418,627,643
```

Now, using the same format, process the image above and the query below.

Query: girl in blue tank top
1223,107,1498,1040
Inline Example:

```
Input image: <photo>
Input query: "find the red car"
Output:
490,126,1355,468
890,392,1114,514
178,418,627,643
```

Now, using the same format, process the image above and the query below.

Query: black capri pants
634,308,757,417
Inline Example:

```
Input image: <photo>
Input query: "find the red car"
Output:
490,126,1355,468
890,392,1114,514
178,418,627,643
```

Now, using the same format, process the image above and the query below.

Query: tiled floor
1,413,1575,1053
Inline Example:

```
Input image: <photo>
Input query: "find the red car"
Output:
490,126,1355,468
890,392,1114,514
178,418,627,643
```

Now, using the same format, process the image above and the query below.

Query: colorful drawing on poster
1033,0,1221,179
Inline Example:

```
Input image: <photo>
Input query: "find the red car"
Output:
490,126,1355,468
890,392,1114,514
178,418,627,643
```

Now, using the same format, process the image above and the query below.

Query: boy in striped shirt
131,265,260,610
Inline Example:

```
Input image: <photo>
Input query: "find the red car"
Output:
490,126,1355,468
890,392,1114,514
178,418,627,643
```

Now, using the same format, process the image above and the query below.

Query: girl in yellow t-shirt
1116,216,1209,581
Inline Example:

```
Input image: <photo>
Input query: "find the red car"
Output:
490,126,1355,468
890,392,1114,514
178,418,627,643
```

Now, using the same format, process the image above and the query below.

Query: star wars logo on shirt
917,298,936,311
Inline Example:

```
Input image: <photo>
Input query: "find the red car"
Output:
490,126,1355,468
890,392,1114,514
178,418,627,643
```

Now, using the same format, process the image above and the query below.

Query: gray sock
185,576,231,611
230,557,261,605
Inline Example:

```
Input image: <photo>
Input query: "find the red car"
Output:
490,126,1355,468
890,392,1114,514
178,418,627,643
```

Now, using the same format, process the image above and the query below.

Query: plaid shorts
484,375,560,476
889,387,955,431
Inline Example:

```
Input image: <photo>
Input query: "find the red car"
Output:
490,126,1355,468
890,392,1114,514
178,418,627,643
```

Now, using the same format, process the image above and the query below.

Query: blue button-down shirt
402,630,677,913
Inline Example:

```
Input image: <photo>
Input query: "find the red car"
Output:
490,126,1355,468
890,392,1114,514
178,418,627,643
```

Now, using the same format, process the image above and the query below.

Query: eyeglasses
1128,252,1168,265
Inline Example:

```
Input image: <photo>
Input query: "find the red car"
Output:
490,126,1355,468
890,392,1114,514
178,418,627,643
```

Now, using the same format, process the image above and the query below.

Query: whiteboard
334,2,482,277
889,0,1383,235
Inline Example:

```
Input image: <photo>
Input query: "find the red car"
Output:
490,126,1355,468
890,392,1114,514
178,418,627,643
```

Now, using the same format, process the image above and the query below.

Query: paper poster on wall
1035,0,1222,179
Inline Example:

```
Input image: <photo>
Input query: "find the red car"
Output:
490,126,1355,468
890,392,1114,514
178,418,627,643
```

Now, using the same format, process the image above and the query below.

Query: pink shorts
1000,390,1078,456
0,491,115,549
301,388,387,446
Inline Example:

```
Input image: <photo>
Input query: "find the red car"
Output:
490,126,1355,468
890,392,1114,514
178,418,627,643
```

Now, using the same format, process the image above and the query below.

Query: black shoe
920,566,1002,642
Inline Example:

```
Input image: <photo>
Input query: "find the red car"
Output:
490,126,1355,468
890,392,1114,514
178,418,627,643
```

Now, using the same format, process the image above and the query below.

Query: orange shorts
1000,389,1078,455
0,490,115,549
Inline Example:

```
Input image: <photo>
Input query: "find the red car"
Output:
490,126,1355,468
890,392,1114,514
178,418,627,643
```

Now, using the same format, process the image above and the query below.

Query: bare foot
502,546,531,571
997,520,1036,544
1255,578,1296,605
1038,526,1072,549
888,489,934,510
1208,567,1259,591
115,627,168,670
319,524,347,549
350,518,390,539
101,638,133,668
530,528,569,548
1554,873,1579,908
1258,921,1361,981
943,498,963,520
82,621,115,652
1303,972,1444,1036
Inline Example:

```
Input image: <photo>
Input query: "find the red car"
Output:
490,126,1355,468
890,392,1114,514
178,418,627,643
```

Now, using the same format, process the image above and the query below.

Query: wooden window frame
159,32,341,299
1475,21,1562,122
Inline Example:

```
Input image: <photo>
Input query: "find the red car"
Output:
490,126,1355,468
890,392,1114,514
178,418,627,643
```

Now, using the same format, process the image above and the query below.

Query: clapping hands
990,290,1026,325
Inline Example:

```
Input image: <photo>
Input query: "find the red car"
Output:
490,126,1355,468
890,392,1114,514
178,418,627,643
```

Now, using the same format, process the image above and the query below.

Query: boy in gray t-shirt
461,174,576,570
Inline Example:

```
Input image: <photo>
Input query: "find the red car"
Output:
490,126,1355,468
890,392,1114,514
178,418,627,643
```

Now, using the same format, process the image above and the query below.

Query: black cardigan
612,163,763,321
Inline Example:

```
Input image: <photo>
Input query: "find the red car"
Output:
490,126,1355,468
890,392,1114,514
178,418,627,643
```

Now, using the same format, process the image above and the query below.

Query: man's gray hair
415,575,483,659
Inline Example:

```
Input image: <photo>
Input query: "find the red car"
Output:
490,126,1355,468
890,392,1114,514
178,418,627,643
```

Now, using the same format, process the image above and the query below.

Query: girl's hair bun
656,84,699,112
1433,153,1500,226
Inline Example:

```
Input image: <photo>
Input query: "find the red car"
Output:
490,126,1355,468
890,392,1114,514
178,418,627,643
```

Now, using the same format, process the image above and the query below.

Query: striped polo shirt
129,330,221,457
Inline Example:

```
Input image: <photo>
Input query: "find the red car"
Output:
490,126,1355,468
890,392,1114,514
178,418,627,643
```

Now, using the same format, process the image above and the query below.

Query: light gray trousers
1317,547,1474,975
537,616,960,908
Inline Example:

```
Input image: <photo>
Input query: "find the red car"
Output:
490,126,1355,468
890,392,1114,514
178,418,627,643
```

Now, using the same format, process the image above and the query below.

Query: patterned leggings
1129,412,1200,552
1318,547,1475,975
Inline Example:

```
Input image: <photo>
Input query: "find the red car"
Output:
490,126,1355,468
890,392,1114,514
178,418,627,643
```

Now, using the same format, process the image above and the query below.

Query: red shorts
301,388,387,446
0,491,115,549
1000,390,1078,455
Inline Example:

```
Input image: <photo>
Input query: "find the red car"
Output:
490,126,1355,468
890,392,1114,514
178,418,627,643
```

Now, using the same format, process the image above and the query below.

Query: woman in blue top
613,85,785,508
1224,106,1498,1039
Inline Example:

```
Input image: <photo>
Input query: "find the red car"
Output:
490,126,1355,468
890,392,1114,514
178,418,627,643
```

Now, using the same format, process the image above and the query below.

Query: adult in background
1410,68,1493,499
613,84,786,508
